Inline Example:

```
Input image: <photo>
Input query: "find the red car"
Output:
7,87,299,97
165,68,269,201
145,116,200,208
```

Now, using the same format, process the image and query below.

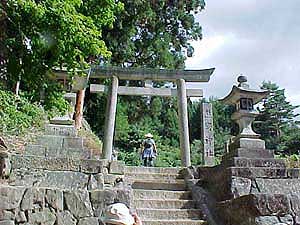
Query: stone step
142,219,207,225
24,145,90,159
133,190,191,200
131,179,186,191
125,166,182,175
126,172,180,181
37,135,83,149
10,154,108,174
45,124,77,137
45,147,91,159
137,209,203,220
25,145,46,157
134,199,196,209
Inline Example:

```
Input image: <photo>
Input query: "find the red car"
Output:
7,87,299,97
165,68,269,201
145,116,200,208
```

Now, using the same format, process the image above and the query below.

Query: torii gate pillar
102,76,119,159
177,79,191,167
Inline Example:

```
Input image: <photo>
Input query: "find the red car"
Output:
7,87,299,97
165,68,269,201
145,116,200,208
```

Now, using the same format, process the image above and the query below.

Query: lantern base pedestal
237,133,261,139
222,147,274,161
229,137,265,152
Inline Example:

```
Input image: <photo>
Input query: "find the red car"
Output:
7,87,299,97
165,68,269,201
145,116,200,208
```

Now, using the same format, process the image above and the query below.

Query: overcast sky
186,0,300,111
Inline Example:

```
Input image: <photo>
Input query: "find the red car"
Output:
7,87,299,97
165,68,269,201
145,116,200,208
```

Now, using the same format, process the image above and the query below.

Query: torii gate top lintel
90,66,215,82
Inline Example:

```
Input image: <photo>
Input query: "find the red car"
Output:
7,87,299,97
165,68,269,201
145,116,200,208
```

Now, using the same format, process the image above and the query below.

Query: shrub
0,90,46,134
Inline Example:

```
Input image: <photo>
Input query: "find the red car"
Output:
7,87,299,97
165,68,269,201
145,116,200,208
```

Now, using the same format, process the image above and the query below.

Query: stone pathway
125,166,207,225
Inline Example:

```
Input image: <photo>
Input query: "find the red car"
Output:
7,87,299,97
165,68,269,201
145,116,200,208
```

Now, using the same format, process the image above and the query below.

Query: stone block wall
0,123,126,191
6,154,125,190
0,185,131,225
0,154,130,225
218,193,300,225
0,124,131,225
182,148,300,225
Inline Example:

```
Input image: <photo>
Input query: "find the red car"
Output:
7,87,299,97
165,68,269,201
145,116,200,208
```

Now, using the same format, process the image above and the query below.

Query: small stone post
177,79,191,167
102,76,119,160
201,102,215,166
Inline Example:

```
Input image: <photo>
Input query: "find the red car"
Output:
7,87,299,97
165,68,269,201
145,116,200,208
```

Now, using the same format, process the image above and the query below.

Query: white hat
144,133,153,138
102,203,135,225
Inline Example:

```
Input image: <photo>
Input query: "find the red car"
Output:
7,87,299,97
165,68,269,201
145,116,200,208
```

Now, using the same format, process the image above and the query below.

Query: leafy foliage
280,125,300,155
6,0,300,168
190,139,203,165
21,81,69,116
211,99,235,156
155,145,181,167
255,81,299,151
83,0,207,166
188,98,234,158
102,0,205,69
0,90,46,134
1,0,122,95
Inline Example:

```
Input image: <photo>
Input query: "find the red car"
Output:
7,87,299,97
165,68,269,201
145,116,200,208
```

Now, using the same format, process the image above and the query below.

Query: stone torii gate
89,66,215,167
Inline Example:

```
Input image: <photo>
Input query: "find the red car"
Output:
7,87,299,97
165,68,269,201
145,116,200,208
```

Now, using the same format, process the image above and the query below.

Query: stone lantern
221,76,269,150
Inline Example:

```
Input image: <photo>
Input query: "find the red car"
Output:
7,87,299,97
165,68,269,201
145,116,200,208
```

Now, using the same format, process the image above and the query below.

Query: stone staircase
125,166,207,225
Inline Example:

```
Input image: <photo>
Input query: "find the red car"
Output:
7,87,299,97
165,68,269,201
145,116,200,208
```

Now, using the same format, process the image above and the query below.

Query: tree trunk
74,89,85,129
14,80,20,96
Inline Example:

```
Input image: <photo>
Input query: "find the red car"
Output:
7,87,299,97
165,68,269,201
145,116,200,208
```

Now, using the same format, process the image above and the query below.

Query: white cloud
186,35,229,68
286,92,300,107
185,0,300,112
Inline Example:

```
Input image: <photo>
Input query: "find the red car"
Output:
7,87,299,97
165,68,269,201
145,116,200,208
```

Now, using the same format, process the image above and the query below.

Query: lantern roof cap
220,76,269,105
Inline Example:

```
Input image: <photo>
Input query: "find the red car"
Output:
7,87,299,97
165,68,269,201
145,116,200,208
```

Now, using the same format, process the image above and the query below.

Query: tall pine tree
255,81,299,151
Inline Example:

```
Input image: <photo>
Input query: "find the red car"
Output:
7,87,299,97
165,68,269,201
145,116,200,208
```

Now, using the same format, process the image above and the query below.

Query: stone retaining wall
0,185,131,225
198,166,300,202
182,151,300,225
218,193,300,225
6,154,125,190
0,154,131,225
0,124,133,225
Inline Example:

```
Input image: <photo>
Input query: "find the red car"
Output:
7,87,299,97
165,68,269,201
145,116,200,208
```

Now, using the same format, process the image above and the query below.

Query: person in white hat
102,203,142,225
140,133,157,167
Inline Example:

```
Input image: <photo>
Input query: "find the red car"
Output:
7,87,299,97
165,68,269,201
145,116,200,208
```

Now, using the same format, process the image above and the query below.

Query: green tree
211,99,235,156
83,0,207,166
150,97,162,120
115,101,130,143
190,139,203,165
0,90,46,134
102,0,205,68
1,0,122,92
188,99,202,141
159,98,179,146
280,124,300,155
188,99,234,162
255,81,299,151
84,92,106,136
